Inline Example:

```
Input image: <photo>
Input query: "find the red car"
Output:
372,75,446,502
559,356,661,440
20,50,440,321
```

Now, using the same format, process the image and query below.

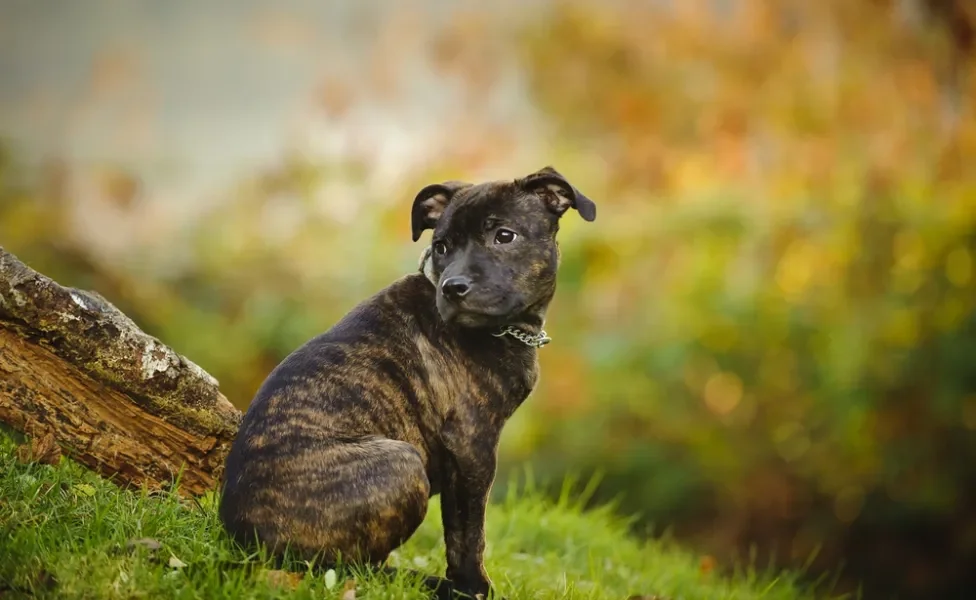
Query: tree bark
0,245,241,497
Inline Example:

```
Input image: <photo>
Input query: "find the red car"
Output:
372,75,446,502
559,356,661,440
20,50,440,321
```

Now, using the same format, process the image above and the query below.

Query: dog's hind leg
221,435,431,568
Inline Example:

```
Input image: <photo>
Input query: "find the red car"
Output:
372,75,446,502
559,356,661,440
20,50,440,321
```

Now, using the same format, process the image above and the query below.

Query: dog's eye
433,241,448,256
494,229,517,245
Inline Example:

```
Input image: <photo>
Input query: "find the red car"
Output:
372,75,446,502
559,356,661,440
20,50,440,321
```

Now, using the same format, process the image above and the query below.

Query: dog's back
220,274,439,561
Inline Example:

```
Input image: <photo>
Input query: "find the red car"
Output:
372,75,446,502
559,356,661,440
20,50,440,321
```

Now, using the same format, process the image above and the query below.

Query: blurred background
2,0,975,598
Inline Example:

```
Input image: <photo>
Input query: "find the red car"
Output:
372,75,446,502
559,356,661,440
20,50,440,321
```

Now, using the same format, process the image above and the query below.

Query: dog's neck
417,246,552,348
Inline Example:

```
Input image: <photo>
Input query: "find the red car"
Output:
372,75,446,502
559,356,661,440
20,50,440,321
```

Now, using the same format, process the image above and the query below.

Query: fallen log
0,245,241,496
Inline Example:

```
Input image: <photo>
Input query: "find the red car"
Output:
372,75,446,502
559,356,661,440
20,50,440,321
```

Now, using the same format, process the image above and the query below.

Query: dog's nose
441,276,472,300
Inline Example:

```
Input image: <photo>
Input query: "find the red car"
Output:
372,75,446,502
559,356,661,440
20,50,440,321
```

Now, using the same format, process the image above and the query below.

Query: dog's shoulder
272,273,437,364
247,274,437,401
314,273,437,342
381,273,437,311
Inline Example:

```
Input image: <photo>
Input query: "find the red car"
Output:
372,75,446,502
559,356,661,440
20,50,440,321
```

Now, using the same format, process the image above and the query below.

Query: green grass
0,431,834,600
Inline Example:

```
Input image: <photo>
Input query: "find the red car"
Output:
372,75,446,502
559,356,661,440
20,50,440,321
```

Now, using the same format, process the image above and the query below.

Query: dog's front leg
440,426,499,599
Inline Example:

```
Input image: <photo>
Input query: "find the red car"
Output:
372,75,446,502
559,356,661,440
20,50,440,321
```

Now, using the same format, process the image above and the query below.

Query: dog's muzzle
417,245,551,349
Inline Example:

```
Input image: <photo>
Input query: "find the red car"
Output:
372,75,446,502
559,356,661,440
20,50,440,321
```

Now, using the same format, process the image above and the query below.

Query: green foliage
500,3,976,594
0,431,831,600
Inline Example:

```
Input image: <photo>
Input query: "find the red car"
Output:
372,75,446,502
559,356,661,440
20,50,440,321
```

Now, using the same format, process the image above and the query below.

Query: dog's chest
414,333,537,419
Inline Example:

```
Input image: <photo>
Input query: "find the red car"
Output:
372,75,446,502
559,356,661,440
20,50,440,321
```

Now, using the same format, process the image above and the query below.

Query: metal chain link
492,325,552,348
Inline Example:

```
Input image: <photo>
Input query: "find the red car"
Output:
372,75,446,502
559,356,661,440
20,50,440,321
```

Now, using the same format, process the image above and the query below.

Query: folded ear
410,180,472,242
519,166,597,222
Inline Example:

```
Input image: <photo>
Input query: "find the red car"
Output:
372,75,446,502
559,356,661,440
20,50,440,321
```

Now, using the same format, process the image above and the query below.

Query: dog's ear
411,180,472,242
519,166,597,222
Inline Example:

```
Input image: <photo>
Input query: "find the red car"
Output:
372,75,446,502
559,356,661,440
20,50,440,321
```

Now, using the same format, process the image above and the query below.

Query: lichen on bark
0,245,241,496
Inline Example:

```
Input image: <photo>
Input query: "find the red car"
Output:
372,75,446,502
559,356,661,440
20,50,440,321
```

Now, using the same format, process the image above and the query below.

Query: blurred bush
3,1,976,598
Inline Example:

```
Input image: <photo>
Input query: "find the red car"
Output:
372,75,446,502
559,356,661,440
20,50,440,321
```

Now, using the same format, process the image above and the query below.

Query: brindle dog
219,166,597,599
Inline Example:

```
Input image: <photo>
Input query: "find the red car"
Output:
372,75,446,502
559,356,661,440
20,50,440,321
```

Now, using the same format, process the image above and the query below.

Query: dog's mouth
435,293,523,329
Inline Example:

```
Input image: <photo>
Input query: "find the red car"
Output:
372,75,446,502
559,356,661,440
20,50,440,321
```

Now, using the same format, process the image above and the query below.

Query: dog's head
411,166,597,328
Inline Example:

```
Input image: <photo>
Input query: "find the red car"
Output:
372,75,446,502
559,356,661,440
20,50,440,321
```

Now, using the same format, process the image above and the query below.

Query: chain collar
419,245,552,349
492,325,552,348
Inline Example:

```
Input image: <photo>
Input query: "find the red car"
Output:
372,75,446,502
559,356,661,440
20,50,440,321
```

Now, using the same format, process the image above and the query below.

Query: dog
218,166,597,599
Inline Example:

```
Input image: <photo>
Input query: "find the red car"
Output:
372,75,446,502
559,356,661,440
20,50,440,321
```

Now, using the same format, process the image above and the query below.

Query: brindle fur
219,166,597,599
